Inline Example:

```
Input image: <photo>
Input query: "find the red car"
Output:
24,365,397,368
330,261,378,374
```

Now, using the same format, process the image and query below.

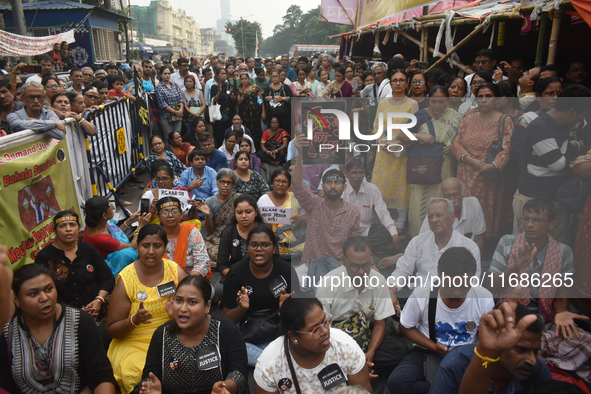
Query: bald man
419,177,486,254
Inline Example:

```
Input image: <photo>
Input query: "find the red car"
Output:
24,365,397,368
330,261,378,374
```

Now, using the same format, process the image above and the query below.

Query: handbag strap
428,287,439,343
425,114,436,139
497,114,509,142
284,336,303,394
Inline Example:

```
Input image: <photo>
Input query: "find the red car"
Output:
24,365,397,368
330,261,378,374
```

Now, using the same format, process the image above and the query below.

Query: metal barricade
83,98,147,211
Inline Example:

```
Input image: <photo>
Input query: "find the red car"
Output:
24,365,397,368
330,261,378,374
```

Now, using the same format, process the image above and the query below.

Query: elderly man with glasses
7,81,66,139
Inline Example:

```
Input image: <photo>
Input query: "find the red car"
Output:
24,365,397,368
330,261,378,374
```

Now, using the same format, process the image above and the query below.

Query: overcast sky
129,0,323,39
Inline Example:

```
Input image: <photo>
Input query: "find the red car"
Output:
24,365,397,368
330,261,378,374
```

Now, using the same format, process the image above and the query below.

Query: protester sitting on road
106,224,187,393
168,130,194,166
83,196,150,276
216,194,264,297
180,149,219,204
229,138,261,172
0,264,117,393
388,247,494,394
35,210,115,320
156,197,211,277
138,275,248,393
7,81,66,139
430,301,551,394
233,150,268,200
146,135,186,178
223,224,293,366
199,131,229,172
199,168,240,263
254,296,372,393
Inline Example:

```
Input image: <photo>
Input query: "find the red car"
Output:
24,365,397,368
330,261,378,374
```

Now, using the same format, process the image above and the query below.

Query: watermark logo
305,108,418,142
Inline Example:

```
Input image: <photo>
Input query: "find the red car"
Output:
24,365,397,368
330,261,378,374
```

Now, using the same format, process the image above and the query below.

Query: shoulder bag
406,117,445,185
240,309,281,344
483,114,509,179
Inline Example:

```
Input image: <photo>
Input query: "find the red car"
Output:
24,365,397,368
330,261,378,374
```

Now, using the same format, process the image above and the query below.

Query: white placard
260,207,292,225
158,189,190,212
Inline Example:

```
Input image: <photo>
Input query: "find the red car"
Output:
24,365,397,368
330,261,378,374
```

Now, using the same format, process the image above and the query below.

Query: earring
294,339,298,344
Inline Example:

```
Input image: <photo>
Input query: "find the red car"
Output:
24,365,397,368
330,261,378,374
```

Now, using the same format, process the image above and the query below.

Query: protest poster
300,100,347,165
260,206,293,225
0,134,80,270
158,188,190,212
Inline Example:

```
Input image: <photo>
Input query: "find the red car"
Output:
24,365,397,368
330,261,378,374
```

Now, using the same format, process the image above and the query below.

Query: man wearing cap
292,136,361,278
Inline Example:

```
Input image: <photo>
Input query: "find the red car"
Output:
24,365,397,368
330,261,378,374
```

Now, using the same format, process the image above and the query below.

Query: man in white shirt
387,246,494,394
384,198,481,310
360,62,391,98
171,57,201,92
419,177,486,254
344,159,401,252
317,236,398,372
245,57,257,79
464,48,506,98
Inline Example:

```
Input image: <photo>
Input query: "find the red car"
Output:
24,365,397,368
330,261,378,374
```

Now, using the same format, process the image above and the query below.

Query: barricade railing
83,97,148,213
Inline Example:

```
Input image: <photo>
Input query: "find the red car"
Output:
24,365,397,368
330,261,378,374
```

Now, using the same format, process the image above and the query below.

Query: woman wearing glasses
223,224,292,366
147,135,186,178
254,296,371,393
409,71,429,110
457,71,492,117
156,197,211,277
201,169,240,263
257,169,305,257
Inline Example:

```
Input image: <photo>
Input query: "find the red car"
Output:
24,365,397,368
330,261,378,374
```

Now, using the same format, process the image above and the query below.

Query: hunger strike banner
0,29,75,57
358,0,436,29
0,134,79,270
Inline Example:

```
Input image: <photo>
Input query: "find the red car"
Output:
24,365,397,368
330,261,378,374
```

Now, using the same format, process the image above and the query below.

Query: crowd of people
1,45,591,394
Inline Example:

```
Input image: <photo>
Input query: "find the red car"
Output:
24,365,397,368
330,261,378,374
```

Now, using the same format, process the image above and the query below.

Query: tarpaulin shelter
328,0,591,74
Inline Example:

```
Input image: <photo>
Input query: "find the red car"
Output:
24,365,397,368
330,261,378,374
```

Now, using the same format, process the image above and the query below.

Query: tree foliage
261,5,349,57
225,19,263,58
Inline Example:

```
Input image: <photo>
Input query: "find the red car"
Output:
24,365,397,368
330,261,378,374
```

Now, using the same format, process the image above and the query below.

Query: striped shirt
489,234,574,299
517,112,572,200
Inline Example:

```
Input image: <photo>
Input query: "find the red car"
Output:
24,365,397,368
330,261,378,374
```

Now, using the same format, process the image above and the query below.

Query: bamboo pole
426,21,489,73
547,9,562,65
534,14,550,67
420,28,427,61
398,29,469,73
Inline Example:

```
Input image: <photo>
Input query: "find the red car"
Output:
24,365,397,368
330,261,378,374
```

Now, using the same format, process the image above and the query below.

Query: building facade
132,0,201,56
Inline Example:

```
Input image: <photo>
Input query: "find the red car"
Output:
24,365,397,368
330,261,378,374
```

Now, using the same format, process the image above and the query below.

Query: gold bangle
130,314,140,327
474,346,500,368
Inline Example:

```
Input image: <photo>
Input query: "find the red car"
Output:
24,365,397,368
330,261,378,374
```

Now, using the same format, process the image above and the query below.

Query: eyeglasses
248,242,273,250
294,314,333,339
411,80,425,85
160,208,180,217
391,79,406,84
85,94,99,100
348,262,372,272
521,217,550,224
273,179,289,184
155,177,171,183
471,80,486,86
46,84,59,89
25,95,44,102
218,180,233,186
153,142,164,146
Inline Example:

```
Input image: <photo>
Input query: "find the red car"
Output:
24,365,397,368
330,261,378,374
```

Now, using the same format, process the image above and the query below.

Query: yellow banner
0,135,80,270
358,0,433,29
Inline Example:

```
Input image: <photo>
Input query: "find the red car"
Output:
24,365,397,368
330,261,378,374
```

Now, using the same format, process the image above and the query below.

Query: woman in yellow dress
371,70,419,235
106,224,187,393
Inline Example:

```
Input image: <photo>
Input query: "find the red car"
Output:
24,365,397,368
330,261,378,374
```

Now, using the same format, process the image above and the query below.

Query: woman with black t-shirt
222,224,292,367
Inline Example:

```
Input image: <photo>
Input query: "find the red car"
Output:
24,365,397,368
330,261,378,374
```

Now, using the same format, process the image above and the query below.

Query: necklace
25,314,58,381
